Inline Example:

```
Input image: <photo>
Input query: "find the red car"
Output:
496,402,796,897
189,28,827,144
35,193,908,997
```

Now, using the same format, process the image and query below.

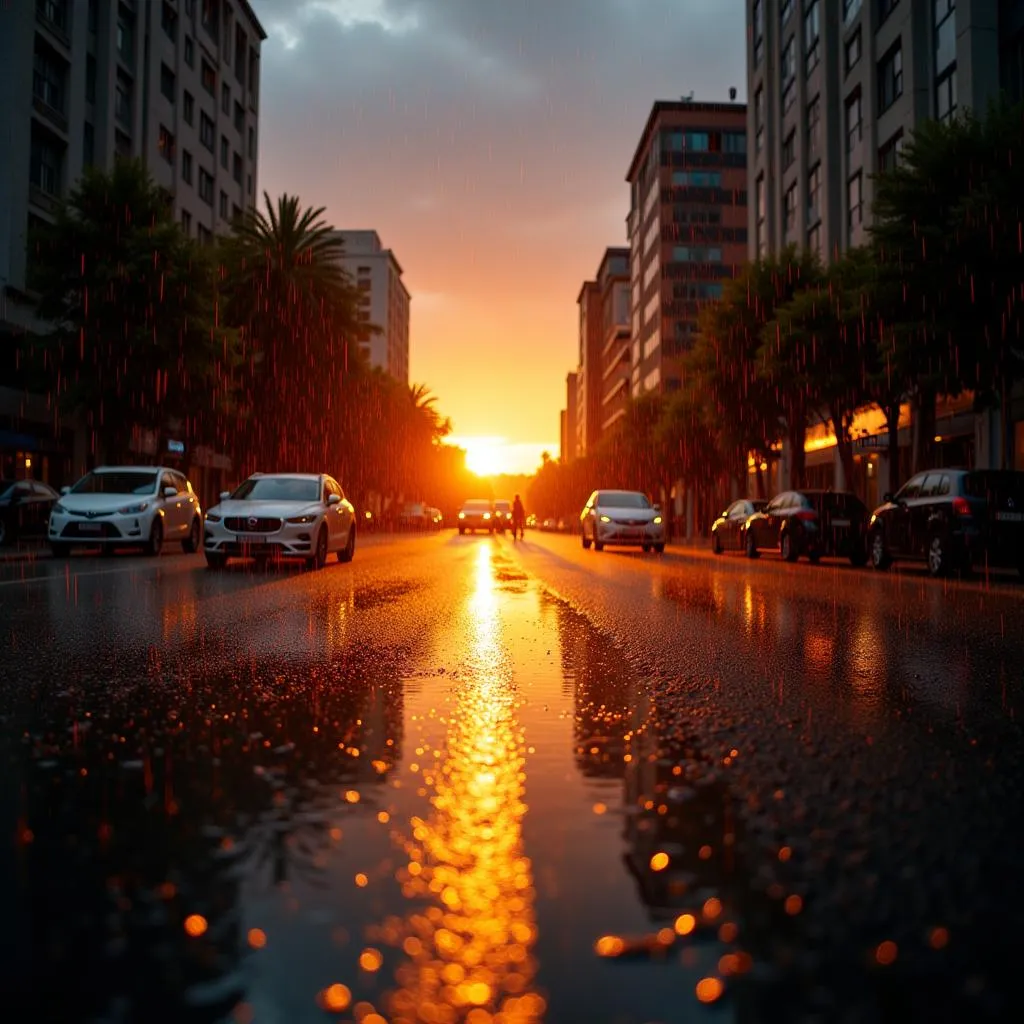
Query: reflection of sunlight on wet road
381,544,544,1023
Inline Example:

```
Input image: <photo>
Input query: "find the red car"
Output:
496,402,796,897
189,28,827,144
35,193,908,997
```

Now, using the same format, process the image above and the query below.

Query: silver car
580,489,665,553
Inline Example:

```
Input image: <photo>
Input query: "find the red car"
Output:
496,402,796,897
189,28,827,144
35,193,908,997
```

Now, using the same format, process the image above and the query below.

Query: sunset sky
251,0,747,476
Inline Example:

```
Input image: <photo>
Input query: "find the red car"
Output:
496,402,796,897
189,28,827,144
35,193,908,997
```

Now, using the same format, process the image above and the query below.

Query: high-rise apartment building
596,247,631,435
625,99,748,398
747,0,1024,263
0,0,265,482
575,280,603,457
330,230,411,385
562,371,578,463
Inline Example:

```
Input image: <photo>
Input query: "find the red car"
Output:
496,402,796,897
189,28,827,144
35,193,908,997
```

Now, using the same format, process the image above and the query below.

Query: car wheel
594,540,604,552
745,531,759,559
927,532,949,578
183,516,202,553
712,531,722,555
144,518,163,557
781,532,798,562
808,551,821,564
459,527,465,535
338,525,356,563
581,531,591,549
642,543,651,552
205,552,227,570
51,542,71,558
870,530,891,570
654,543,665,554
308,526,329,570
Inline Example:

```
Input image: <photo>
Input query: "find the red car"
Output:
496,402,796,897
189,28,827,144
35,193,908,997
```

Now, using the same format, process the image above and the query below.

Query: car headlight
458,512,466,519
286,514,316,524
118,502,150,514
205,513,222,523
483,513,491,520
600,514,611,523
869,513,877,526
52,502,65,514
653,516,663,525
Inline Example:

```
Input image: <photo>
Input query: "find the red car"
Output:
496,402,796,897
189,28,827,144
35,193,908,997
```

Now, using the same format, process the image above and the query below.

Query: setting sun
447,436,553,479
460,437,505,477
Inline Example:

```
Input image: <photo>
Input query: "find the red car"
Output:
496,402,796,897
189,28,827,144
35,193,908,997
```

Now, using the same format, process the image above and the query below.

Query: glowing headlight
205,513,222,523
653,515,663,524
483,512,491,520
286,514,316,524
118,501,150,514
600,514,611,523
458,512,466,519
869,514,877,526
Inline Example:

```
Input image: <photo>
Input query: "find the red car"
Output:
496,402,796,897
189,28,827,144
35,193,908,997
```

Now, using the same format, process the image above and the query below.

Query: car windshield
493,501,511,511
0,480,16,498
71,471,158,496
232,477,321,502
463,500,492,511
598,491,651,509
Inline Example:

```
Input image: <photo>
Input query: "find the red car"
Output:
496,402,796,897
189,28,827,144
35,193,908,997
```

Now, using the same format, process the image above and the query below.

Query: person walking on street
512,494,526,542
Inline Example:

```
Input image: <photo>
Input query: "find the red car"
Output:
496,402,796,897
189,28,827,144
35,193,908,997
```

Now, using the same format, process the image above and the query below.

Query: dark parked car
0,479,59,546
744,489,868,565
711,498,767,554
868,468,1024,577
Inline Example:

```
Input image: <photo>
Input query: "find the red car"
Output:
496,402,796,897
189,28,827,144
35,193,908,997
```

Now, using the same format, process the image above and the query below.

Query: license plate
831,518,850,528
78,523,102,533
238,535,267,545
996,511,1024,522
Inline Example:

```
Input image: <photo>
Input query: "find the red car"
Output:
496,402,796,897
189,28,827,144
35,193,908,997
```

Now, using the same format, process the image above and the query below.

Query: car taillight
952,497,972,516
795,510,817,522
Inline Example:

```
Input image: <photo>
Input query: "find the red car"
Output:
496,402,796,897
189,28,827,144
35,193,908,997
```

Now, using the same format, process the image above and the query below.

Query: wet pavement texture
1,532,1023,1024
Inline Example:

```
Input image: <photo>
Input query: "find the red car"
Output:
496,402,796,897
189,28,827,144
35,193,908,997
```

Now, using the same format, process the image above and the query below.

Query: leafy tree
31,160,232,461
219,192,364,471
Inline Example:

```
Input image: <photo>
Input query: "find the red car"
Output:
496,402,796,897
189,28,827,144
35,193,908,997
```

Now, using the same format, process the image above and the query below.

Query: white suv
49,466,203,556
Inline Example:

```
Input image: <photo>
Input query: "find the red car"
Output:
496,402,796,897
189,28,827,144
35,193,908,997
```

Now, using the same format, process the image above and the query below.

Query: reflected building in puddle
376,544,545,1023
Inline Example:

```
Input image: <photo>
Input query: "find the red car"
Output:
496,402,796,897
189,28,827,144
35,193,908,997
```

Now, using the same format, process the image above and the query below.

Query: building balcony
31,95,68,135
36,1,71,49
28,184,61,215
601,324,629,364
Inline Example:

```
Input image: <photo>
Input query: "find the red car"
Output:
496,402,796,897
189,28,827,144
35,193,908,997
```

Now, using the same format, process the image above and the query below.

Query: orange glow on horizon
447,436,556,479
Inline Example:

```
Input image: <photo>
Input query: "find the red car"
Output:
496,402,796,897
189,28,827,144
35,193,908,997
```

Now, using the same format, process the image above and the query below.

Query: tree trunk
885,400,901,495
788,415,807,489
754,458,766,499
830,403,856,494
911,384,937,474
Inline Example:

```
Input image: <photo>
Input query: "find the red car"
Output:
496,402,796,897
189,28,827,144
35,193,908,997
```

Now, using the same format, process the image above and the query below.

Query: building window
808,222,822,259
32,44,65,113
247,173,252,195
83,120,94,168
232,202,241,222
935,0,956,72
784,182,798,236
755,173,766,256
843,0,862,22
181,209,192,234
755,86,764,152
182,148,193,184
806,94,821,159
183,90,194,124
158,125,175,163
247,126,255,158
232,151,242,183
161,1,177,38
804,1,820,73
753,0,764,65
847,171,863,231
235,24,248,85
30,129,62,195
781,0,793,24
160,63,176,103
115,76,132,128
234,100,244,132
116,11,134,64
878,0,899,24
846,89,862,152
221,82,231,114
671,170,722,187
878,128,904,171
198,167,213,204
114,129,131,160
197,224,212,245
184,35,194,66
781,35,796,86
808,163,821,224
37,0,69,33
219,190,229,218
86,54,96,103
878,41,903,113
936,69,957,122
845,28,861,72
200,111,214,150
201,0,219,41
782,129,796,170
201,59,216,95
723,130,746,154
220,135,229,168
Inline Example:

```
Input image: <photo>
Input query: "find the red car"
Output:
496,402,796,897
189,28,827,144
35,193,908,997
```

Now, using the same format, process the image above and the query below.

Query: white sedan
202,472,355,570
579,489,666,553
48,465,203,556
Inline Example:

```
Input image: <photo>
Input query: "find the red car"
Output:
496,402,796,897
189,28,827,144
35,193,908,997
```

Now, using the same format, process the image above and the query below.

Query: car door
762,493,788,549
169,472,191,536
28,483,55,535
9,482,34,534
179,474,200,528
323,479,343,548
332,479,353,543
732,500,755,549
888,475,924,555
912,473,945,554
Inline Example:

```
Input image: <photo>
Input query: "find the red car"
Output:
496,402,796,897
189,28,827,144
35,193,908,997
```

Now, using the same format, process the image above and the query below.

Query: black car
0,479,60,546
744,489,868,565
868,468,1024,577
711,498,767,554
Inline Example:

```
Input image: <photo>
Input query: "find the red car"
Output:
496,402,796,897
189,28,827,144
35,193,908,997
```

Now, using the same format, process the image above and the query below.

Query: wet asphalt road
1,531,1023,1024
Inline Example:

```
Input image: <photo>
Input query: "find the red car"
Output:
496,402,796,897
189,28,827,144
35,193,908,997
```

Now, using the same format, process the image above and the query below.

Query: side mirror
163,486,177,498
61,486,71,495
219,491,231,501
327,493,341,506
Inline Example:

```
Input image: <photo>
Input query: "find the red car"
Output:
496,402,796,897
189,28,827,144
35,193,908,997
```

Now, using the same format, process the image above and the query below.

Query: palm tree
220,193,363,470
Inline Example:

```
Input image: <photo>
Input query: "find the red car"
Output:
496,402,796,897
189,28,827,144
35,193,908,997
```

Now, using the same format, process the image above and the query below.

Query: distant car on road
48,466,202,557
203,472,355,570
0,479,59,546
743,489,868,565
457,499,494,534
492,499,513,533
579,489,665,553
711,498,768,554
